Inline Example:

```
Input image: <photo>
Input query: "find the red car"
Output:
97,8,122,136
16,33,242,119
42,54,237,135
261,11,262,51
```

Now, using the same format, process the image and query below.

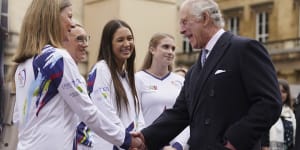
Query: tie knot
203,49,208,55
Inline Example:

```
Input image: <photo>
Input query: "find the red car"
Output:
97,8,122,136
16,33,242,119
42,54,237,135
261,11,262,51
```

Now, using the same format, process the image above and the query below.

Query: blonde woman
135,33,189,150
12,0,140,149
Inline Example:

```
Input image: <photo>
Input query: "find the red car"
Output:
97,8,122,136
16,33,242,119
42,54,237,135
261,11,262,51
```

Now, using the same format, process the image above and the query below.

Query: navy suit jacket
141,32,282,150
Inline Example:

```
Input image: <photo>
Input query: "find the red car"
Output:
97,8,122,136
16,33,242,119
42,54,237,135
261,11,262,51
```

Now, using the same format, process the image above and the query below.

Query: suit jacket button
204,118,211,125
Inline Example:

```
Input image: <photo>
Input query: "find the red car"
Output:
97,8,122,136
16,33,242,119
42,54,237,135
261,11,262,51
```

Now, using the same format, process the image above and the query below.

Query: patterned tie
201,49,208,67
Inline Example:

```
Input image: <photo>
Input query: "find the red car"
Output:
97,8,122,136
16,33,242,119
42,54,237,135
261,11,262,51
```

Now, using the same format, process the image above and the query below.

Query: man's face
65,26,88,63
179,3,205,49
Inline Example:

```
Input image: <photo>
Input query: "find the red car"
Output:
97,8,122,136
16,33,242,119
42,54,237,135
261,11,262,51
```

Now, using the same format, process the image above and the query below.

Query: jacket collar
190,31,234,119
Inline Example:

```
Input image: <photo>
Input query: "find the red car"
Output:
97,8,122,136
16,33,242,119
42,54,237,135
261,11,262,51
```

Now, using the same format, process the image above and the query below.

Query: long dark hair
97,19,139,115
278,78,293,109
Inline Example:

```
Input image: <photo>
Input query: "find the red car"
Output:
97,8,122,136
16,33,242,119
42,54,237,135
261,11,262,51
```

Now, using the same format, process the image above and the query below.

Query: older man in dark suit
132,0,282,150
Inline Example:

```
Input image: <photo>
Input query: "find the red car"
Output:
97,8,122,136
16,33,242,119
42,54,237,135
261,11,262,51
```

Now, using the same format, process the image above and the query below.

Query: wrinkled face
279,84,288,103
151,37,176,66
64,26,88,63
60,6,74,39
179,3,205,49
112,27,134,65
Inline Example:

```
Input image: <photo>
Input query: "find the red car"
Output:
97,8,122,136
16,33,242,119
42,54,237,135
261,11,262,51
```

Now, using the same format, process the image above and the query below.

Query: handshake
129,132,145,150
129,132,176,150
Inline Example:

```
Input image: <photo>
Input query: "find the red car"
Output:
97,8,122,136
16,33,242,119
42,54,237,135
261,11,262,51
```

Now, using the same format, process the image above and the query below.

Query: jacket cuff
120,131,131,149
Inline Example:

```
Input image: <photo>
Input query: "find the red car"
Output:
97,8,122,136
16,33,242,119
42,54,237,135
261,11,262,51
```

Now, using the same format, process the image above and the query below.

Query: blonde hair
141,33,175,71
60,0,72,11
8,0,71,85
13,0,71,63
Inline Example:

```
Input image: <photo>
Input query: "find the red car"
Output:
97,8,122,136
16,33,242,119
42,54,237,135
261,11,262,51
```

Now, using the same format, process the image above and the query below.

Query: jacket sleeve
225,40,282,150
136,104,146,131
134,73,146,131
260,131,269,147
58,55,131,149
89,63,125,129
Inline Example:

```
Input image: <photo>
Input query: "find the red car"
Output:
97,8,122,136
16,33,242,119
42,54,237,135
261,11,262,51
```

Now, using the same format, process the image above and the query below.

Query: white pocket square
214,69,226,75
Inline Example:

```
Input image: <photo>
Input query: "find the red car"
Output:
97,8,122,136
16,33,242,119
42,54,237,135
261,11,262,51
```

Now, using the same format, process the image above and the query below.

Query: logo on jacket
62,78,84,90
17,69,26,87
148,85,157,90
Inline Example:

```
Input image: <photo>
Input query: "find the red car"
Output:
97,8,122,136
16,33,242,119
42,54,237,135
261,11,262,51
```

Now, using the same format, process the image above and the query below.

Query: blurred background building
1,0,300,149
177,0,300,95
4,0,299,83
1,0,178,149
3,0,178,79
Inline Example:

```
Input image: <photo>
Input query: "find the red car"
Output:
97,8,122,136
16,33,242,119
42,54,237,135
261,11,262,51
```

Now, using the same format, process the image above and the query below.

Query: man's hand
224,140,236,150
261,146,270,150
130,132,146,150
131,131,145,143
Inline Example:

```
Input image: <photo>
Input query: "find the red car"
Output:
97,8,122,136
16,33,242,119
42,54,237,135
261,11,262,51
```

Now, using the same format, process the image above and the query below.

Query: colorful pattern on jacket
113,122,134,150
73,122,93,150
73,69,97,149
33,45,64,116
87,69,97,95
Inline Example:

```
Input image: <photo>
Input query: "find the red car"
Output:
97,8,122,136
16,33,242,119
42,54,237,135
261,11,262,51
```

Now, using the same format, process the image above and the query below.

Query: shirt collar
204,28,225,55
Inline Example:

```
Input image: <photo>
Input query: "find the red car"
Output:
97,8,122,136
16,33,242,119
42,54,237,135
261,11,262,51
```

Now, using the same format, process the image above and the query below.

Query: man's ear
202,11,210,26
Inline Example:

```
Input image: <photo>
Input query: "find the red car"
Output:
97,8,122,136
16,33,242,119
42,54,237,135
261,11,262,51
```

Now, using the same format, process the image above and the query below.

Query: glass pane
189,43,193,53
1,16,7,29
183,40,186,53
259,24,262,34
1,0,8,13
259,13,263,23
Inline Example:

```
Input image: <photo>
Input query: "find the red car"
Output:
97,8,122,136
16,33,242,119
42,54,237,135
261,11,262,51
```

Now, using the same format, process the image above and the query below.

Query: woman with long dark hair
85,19,145,149
262,79,296,150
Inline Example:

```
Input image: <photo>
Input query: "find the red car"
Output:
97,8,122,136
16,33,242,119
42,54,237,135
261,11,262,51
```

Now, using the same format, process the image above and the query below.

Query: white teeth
121,48,130,50
121,49,131,52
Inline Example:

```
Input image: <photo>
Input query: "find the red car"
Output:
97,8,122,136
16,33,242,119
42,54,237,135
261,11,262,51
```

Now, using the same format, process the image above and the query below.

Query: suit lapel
190,32,233,119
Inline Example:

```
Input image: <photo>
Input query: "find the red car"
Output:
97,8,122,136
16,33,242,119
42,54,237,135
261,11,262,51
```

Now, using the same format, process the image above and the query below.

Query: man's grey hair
189,0,225,28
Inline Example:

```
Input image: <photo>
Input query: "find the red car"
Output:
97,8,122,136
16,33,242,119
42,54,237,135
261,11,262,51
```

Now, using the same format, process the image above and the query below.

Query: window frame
0,0,8,29
227,16,239,35
256,11,269,43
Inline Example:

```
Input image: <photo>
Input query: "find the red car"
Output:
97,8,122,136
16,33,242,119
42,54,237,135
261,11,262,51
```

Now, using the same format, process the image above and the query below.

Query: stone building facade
176,0,300,85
